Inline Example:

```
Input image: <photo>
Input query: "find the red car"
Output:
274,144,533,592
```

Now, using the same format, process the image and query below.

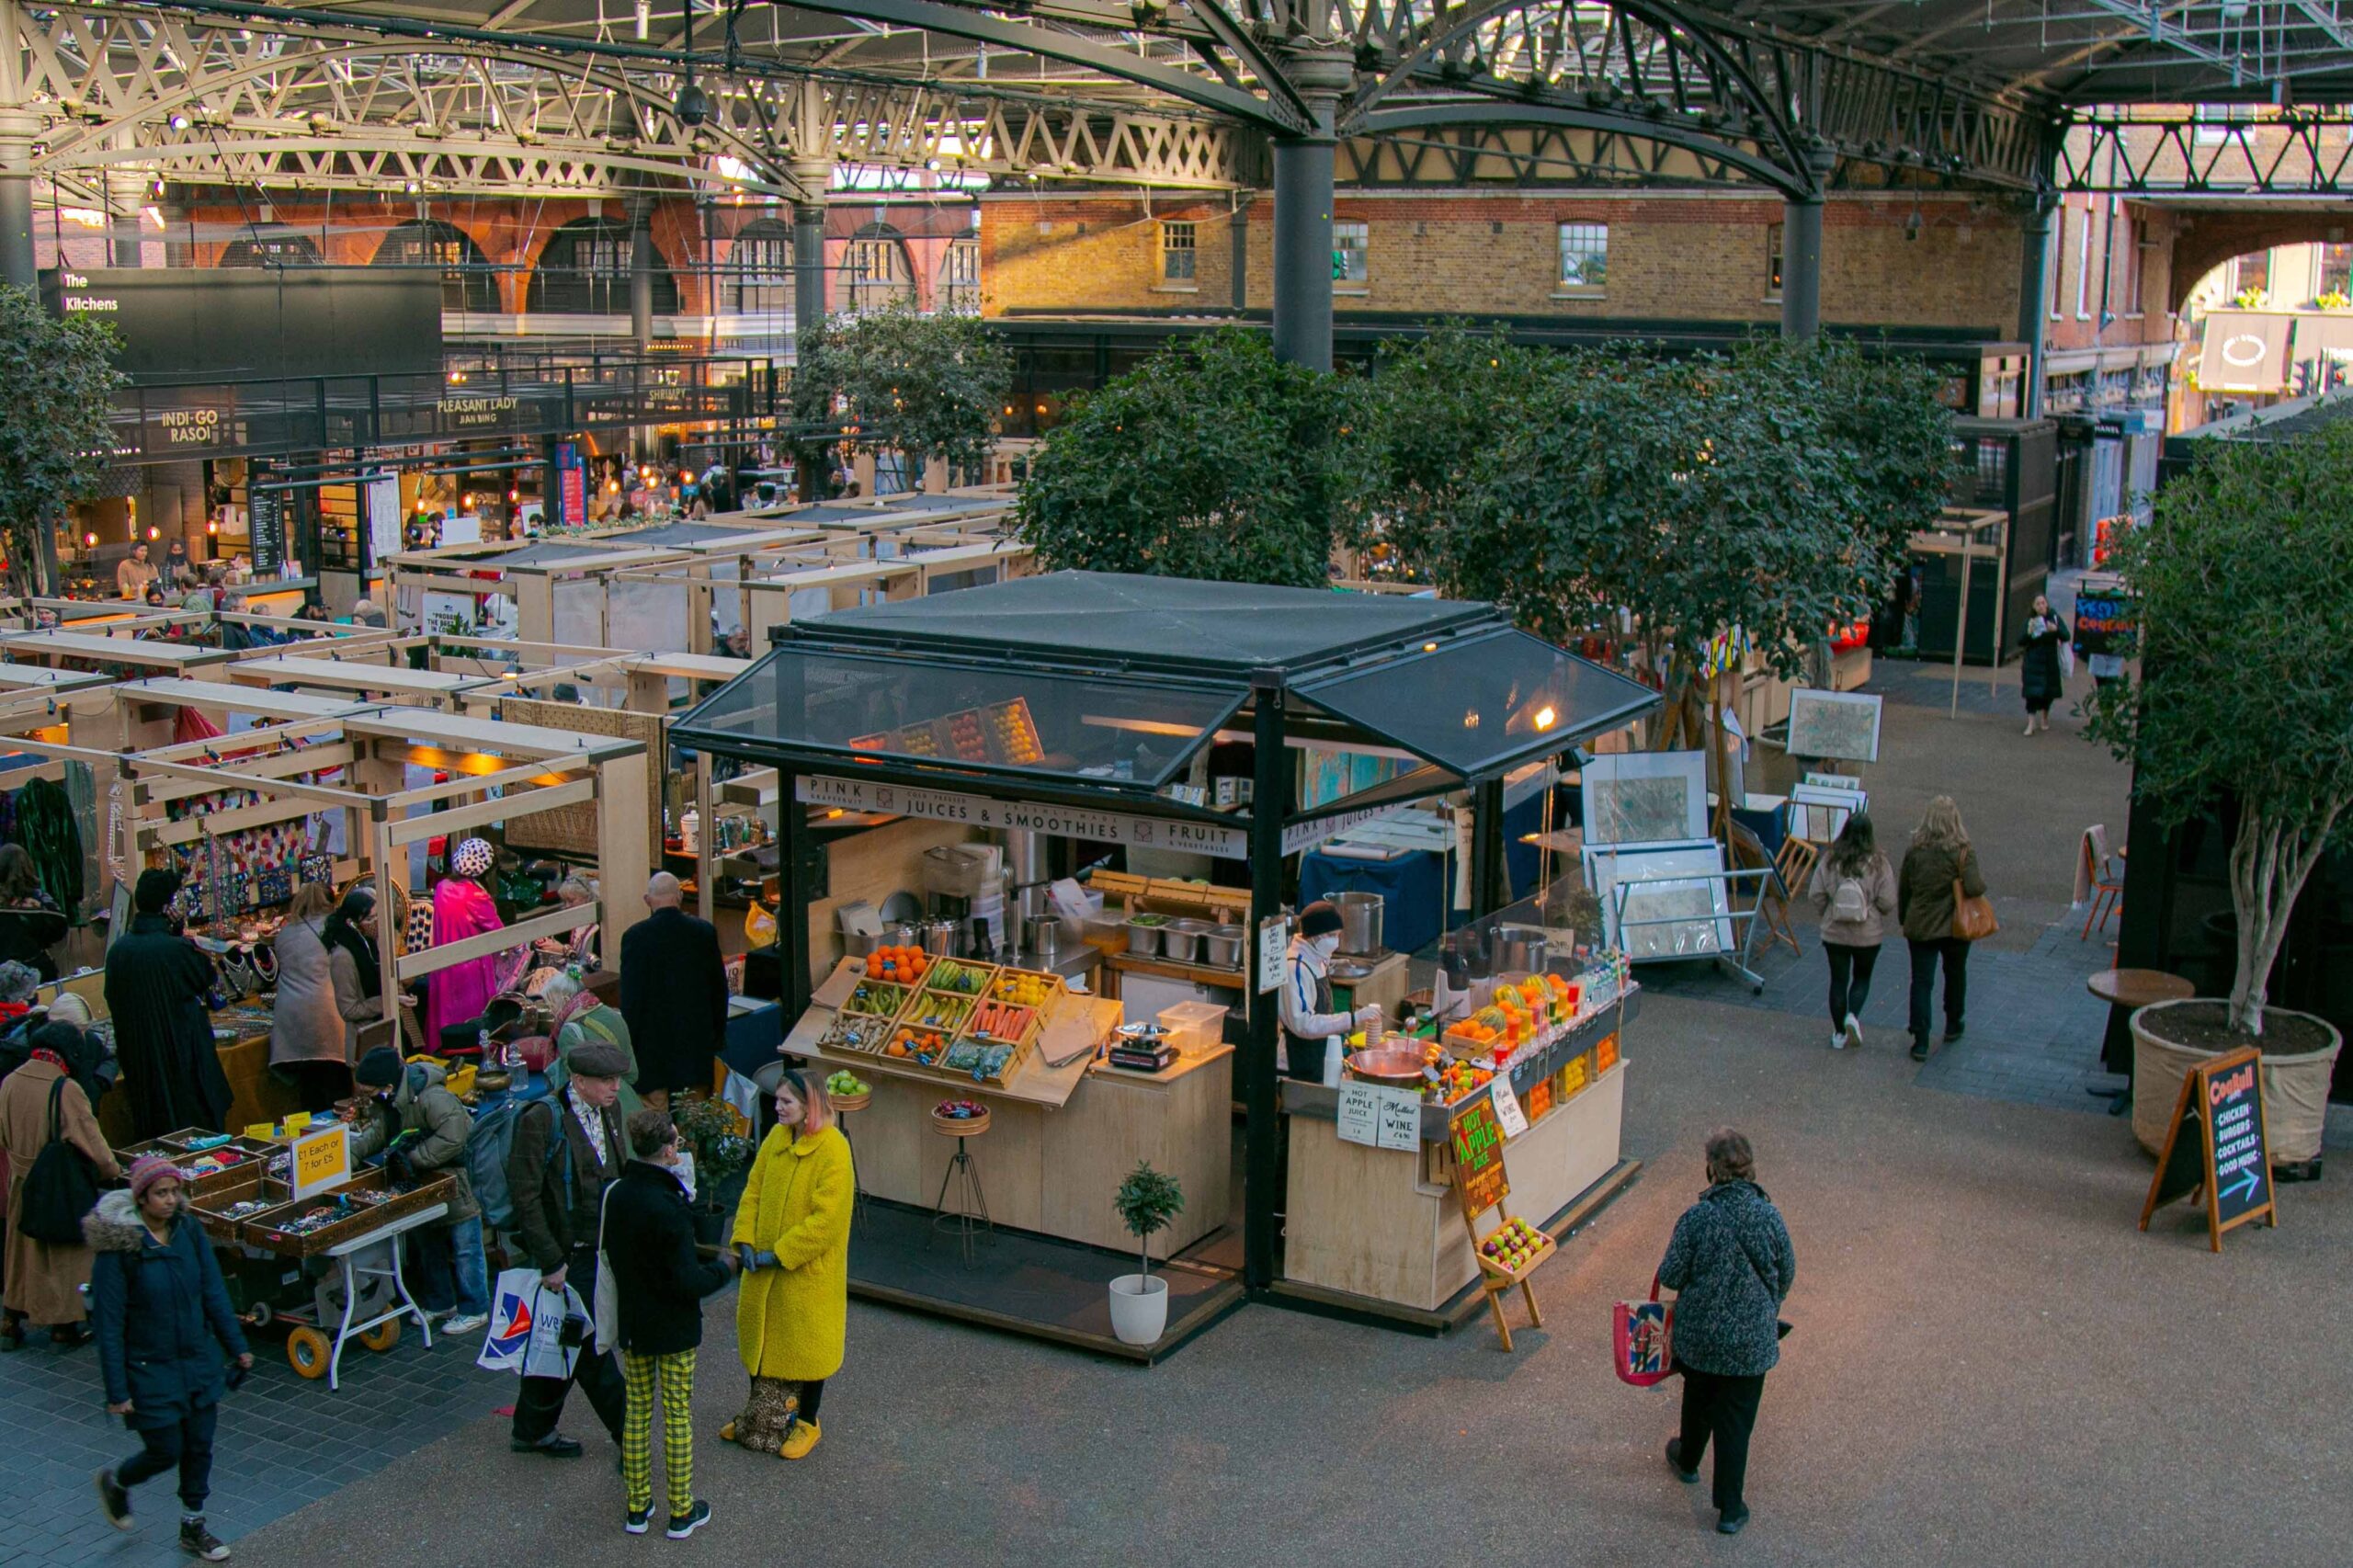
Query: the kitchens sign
798,773,1248,859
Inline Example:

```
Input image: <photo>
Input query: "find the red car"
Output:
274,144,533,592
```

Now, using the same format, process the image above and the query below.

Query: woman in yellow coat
724,1068,851,1460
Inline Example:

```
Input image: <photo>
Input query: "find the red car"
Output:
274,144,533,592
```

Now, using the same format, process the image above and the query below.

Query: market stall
674,571,1656,1351
383,540,690,644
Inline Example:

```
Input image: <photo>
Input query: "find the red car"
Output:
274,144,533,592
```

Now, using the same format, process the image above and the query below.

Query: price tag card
1256,918,1290,995
1490,1077,1530,1140
1374,1087,1423,1152
1336,1082,1381,1148
290,1125,350,1201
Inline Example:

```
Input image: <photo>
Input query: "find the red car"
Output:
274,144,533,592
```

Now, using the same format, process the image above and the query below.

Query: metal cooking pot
1125,917,1165,957
1202,924,1245,970
921,918,960,958
1163,918,1213,964
882,921,919,950
1331,892,1384,956
1345,1047,1427,1087
1024,914,1063,960
1493,924,1549,974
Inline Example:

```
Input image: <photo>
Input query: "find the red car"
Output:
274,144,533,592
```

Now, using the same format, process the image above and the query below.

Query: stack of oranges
870,945,928,983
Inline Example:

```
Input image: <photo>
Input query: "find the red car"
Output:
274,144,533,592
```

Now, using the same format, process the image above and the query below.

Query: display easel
1449,1095,1550,1352
1726,820,1801,958
1608,868,1773,993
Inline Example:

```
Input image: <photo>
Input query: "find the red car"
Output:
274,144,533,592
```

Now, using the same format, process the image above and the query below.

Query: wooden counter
786,999,1233,1260
1283,1058,1627,1312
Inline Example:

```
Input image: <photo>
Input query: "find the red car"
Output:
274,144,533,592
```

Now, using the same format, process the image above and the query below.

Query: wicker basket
930,1106,990,1139
831,1090,872,1115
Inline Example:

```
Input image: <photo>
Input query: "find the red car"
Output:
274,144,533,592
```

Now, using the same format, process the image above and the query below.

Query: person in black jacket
87,1157,252,1562
2017,593,2070,736
104,869,229,1139
618,873,728,1111
1657,1128,1796,1539
605,1108,736,1539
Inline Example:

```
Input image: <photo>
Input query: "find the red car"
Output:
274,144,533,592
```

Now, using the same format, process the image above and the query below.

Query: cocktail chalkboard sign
2140,1046,2276,1252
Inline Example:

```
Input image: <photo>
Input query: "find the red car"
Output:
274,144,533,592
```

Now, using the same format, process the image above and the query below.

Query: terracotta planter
2131,998,2342,1163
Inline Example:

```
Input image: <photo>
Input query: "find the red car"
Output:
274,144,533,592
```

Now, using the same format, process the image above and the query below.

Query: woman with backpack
1897,797,1989,1062
1806,814,1896,1051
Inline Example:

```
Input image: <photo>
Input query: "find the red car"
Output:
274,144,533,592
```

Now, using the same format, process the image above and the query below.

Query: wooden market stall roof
0,629,243,673
0,664,114,695
107,676,374,723
225,655,501,704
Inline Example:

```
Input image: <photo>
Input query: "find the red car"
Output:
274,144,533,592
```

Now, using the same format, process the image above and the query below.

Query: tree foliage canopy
1014,328,1341,588
790,303,1010,493
0,285,124,596
2085,423,2353,1032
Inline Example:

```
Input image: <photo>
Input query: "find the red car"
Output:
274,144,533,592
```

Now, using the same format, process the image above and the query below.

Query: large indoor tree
790,302,1011,497
0,285,123,597
2086,421,2353,1037
1014,327,1342,588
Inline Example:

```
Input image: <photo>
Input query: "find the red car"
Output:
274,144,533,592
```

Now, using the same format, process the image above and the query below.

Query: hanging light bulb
84,532,98,549
147,525,161,540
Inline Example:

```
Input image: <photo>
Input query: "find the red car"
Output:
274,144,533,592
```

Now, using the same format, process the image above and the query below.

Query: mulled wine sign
2140,1046,2276,1252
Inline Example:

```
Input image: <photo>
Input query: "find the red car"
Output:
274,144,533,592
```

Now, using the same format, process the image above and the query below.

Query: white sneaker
1843,1014,1864,1051
1829,1029,1847,1051
440,1312,489,1336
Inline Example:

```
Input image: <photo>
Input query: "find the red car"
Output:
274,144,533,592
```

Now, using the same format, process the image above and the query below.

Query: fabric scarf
323,912,382,1000
28,1047,63,1069
551,986,602,1041
13,777,85,917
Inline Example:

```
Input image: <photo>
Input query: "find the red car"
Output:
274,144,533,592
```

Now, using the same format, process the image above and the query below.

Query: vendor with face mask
1280,901,1382,1085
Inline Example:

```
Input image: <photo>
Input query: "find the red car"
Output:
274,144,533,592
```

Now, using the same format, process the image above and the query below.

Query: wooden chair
2080,825,2126,940
1773,836,1823,909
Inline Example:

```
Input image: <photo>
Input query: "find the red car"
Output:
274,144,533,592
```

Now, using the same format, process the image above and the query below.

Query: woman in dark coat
87,1156,252,1561
2017,592,2069,735
103,870,228,1140
1658,1128,1795,1538
0,845,69,980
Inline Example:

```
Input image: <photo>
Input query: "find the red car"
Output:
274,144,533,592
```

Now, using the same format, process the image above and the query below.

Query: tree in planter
2084,422,2353,1037
790,303,1010,498
0,286,124,597
1113,1161,1184,1282
1015,328,1342,587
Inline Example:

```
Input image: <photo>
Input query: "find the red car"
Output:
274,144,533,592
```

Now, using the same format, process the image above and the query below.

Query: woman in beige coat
270,884,352,1111
1807,813,1897,1052
0,1023,121,1346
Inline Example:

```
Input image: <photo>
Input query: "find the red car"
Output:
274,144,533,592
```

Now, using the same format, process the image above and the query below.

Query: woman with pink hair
424,839,513,1050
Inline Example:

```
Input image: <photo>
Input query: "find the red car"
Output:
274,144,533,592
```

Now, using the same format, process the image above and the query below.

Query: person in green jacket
348,1048,489,1334
1895,797,1988,1062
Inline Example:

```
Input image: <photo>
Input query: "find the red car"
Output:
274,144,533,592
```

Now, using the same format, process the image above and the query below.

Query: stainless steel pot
1493,924,1548,974
921,918,960,958
1202,924,1245,970
1126,917,1165,957
882,921,919,950
1024,914,1063,960
1163,918,1213,964
1332,892,1384,956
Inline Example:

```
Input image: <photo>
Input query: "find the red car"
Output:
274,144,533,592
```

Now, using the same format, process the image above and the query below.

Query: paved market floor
20,636,2353,1568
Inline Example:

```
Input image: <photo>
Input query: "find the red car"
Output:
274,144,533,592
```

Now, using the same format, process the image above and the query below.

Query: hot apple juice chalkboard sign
2140,1046,2276,1253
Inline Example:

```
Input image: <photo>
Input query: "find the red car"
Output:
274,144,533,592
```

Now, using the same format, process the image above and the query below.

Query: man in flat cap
506,1038,631,1459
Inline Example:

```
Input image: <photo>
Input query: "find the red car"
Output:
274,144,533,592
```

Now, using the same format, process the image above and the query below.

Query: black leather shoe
1718,1507,1750,1536
512,1435,584,1459
1910,1040,1930,1062
1942,1022,1965,1042
1665,1439,1699,1483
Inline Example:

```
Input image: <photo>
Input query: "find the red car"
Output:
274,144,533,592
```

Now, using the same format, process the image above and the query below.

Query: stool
833,1091,871,1226
927,1107,993,1267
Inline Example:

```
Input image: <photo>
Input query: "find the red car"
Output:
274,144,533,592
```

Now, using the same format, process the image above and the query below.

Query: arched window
730,218,795,313
938,237,980,315
371,218,499,312
219,233,322,267
526,217,680,315
845,223,915,314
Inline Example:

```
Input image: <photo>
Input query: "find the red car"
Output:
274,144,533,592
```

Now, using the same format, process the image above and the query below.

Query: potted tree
669,1096,758,1244
1108,1162,1185,1346
2086,422,2352,1174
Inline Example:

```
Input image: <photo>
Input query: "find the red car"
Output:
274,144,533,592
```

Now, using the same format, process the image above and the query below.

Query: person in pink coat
424,838,512,1050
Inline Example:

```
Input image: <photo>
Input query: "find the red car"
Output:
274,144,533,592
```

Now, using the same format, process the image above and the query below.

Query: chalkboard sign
1451,1096,1509,1215
248,481,286,574
2073,590,2136,657
2140,1047,2276,1252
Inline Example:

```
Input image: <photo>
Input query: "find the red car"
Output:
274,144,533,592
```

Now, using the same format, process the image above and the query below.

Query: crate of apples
1479,1216,1551,1277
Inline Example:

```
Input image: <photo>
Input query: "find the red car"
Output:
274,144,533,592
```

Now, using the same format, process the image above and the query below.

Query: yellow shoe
718,1421,736,1443
779,1419,821,1460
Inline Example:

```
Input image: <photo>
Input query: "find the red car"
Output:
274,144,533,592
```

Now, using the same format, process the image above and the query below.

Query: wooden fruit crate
839,976,915,1021
241,1168,457,1258
1472,1225,1557,1285
897,981,984,1040
819,1012,896,1056
915,959,998,1001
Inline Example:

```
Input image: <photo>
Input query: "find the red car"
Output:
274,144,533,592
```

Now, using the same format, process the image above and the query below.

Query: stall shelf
674,570,1657,1348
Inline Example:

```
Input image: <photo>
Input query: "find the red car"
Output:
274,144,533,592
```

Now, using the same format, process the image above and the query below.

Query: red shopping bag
1613,1275,1674,1387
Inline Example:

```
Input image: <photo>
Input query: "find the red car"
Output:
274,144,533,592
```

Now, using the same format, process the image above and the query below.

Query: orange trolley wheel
286,1325,331,1380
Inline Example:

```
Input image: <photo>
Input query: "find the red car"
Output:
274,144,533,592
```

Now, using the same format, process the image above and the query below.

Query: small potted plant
1108,1162,1184,1346
670,1096,757,1244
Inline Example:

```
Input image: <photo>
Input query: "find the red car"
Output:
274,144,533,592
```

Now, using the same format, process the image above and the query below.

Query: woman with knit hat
88,1156,252,1562
425,838,514,1051
1278,901,1381,1085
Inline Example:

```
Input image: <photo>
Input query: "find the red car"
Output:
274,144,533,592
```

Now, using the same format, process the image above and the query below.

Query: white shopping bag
478,1267,585,1379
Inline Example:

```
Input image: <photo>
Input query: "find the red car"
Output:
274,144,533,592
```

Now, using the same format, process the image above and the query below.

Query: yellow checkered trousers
621,1348,697,1517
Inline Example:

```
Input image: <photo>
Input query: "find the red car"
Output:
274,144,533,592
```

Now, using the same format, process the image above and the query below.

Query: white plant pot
1108,1272,1169,1346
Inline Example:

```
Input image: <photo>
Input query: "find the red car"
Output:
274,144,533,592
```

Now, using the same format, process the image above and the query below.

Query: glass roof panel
1300,631,1657,778
676,645,1247,790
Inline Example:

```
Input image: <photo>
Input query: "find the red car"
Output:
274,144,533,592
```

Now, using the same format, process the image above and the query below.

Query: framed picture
1580,751,1709,846
1786,781,1870,843
1584,838,1735,960
1786,688,1883,764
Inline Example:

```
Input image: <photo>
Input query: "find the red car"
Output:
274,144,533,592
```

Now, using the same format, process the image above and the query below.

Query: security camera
676,77,709,127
